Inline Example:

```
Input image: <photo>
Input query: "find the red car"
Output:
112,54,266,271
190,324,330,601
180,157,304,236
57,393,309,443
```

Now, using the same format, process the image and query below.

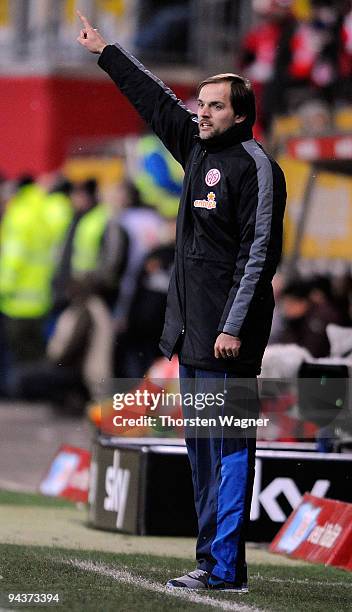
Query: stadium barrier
40,445,91,503
88,436,352,542
270,493,352,571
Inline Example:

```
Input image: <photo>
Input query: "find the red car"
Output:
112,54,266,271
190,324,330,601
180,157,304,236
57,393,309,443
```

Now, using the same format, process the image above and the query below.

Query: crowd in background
134,0,352,137
0,168,176,414
239,0,352,137
1,168,352,418
1,0,352,427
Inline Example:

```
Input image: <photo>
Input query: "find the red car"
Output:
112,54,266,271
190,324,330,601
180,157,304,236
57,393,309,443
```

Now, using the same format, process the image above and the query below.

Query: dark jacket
99,44,287,374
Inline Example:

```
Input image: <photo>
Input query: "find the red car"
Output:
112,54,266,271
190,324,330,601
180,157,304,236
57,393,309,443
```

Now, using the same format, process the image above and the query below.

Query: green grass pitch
0,491,351,611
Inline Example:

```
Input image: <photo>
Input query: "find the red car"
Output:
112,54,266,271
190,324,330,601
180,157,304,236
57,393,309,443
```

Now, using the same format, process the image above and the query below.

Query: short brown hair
197,73,256,127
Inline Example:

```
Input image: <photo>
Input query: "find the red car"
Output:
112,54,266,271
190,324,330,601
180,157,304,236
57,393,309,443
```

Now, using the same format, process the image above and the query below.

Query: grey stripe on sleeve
113,42,192,114
223,139,273,336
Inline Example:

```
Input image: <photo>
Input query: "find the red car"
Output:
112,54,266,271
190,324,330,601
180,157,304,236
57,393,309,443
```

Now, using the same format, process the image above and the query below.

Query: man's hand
214,333,241,359
76,10,108,54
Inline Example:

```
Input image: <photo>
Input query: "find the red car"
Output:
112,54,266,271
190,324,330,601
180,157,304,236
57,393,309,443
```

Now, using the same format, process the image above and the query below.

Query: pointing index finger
77,9,92,30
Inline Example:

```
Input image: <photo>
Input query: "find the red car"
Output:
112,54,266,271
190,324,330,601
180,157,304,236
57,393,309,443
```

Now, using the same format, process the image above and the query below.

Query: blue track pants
179,364,258,583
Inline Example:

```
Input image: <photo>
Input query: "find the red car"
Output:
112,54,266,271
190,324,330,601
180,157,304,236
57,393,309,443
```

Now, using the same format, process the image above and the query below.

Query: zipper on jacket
192,146,207,167
199,149,207,164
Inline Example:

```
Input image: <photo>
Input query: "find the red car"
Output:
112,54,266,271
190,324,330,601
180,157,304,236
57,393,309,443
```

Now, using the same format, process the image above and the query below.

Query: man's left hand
214,333,241,359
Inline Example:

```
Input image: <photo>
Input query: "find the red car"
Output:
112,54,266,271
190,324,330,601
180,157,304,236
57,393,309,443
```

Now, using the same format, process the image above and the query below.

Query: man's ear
234,115,246,124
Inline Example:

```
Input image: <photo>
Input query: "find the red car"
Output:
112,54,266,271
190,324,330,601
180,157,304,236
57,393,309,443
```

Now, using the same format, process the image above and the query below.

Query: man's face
197,82,238,140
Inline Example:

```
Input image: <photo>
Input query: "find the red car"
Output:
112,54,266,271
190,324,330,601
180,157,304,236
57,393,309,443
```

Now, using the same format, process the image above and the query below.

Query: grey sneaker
166,569,209,589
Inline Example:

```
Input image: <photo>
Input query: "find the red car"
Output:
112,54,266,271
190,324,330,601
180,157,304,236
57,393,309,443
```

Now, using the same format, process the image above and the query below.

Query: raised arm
76,10,197,167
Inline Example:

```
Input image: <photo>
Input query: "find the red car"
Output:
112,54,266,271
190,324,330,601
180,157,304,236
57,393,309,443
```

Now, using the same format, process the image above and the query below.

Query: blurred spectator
269,0,345,119
310,274,351,325
330,272,352,325
109,179,164,335
115,218,176,378
41,173,73,255
268,271,286,343
276,276,344,357
0,176,71,367
14,279,114,415
52,178,100,311
0,173,12,396
296,98,333,134
339,0,352,99
239,0,295,135
52,178,128,313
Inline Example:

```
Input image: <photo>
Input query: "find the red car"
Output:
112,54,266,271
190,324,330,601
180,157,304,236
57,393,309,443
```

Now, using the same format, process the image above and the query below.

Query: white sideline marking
67,559,263,612
0,479,35,493
253,574,352,588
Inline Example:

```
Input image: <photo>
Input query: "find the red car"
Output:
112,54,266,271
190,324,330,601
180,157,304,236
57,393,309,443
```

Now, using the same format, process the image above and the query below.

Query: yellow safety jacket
71,203,108,276
0,185,72,318
45,191,73,250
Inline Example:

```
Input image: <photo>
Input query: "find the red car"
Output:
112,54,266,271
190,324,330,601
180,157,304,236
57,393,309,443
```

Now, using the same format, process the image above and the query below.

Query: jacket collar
195,122,253,152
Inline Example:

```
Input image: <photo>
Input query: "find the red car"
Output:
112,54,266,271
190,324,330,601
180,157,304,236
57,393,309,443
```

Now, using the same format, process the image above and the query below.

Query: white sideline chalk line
0,479,35,493
253,574,352,588
67,559,264,612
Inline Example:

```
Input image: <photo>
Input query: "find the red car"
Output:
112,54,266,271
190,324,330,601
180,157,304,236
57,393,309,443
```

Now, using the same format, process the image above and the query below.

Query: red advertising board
39,445,91,503
287,135,352,161
347,551,352,571
270,493,352,570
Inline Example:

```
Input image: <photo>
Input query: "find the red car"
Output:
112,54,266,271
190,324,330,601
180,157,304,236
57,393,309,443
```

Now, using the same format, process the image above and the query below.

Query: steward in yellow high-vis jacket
52,179,128,313
0,177,72,363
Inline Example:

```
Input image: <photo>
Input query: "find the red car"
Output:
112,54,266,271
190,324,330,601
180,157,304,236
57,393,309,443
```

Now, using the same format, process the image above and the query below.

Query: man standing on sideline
77,10,286,592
